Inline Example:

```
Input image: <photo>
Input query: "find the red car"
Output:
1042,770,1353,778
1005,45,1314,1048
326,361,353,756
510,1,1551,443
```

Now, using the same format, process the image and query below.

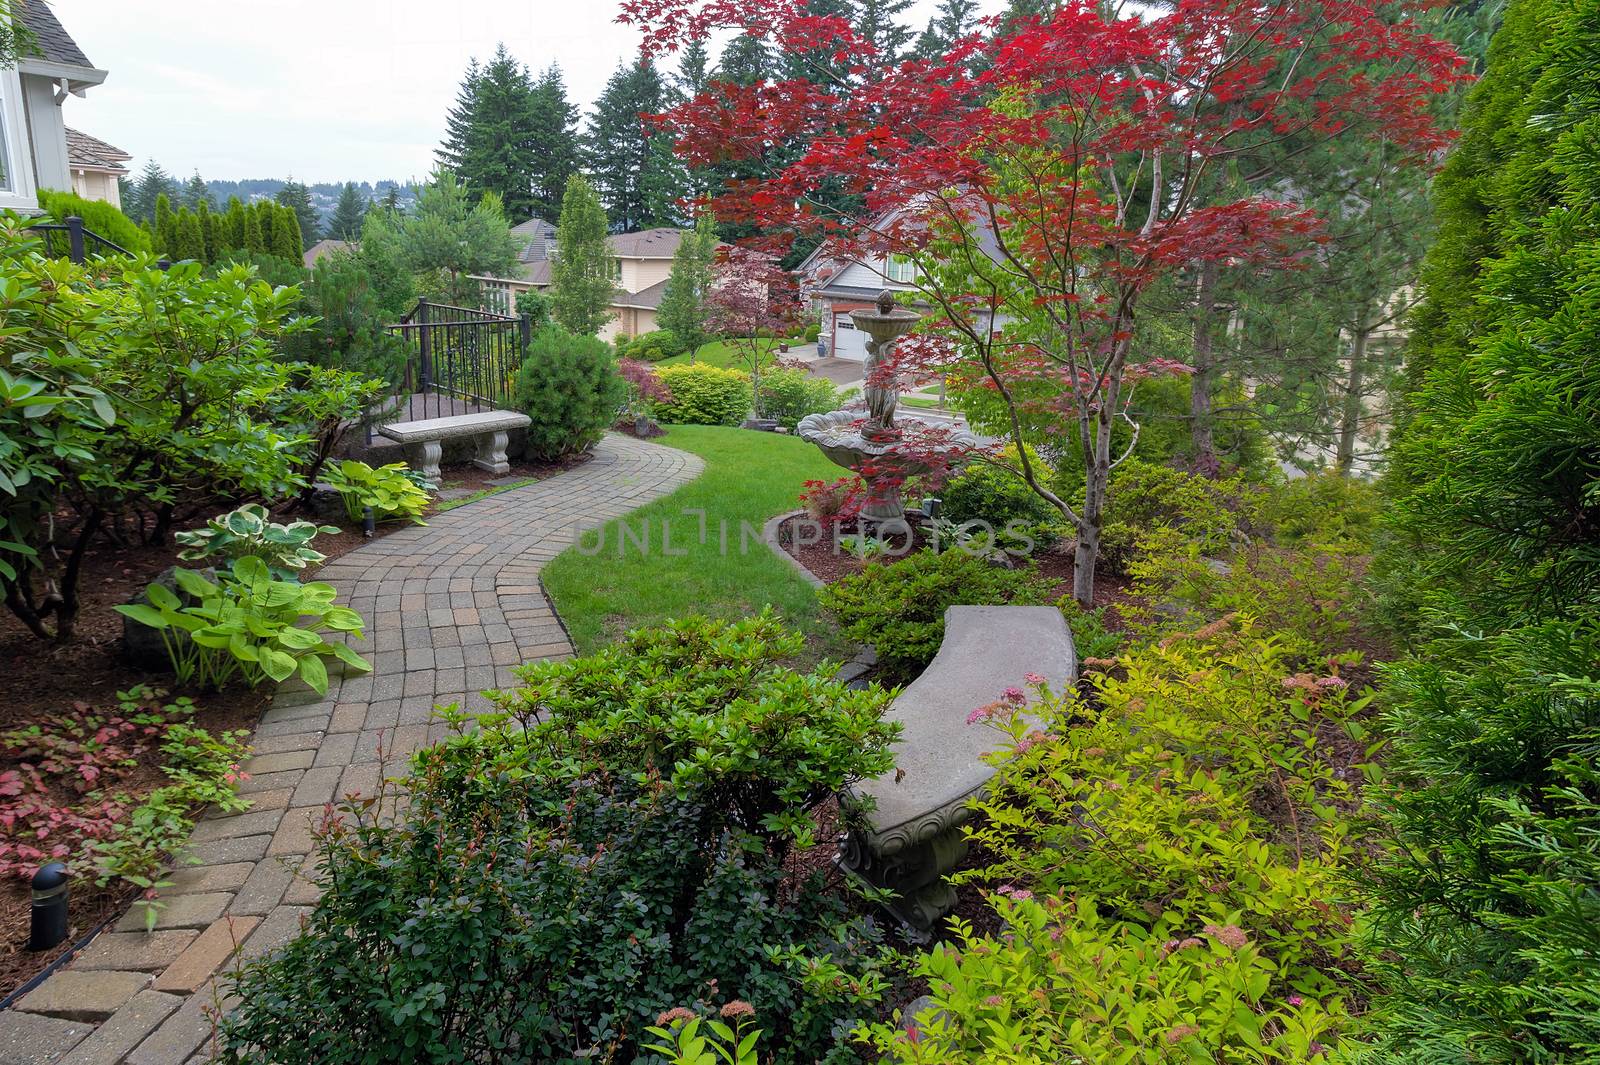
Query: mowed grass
656,336,786,370
541,425,850,656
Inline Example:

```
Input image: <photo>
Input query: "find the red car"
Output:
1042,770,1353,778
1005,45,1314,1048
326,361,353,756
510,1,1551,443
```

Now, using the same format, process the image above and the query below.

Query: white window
886,255,917,284
0,71,38,211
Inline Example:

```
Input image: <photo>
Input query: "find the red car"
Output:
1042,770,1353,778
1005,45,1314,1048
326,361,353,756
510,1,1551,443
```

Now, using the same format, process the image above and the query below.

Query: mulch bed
0,451,588,1001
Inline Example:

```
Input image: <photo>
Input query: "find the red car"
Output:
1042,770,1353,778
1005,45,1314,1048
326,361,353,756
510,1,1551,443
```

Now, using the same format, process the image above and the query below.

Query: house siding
20,74,69,193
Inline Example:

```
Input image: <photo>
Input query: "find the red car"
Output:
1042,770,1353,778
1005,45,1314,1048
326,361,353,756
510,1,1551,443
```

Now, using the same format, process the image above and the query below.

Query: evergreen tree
856,0,915,72
437,58,482,173
272,203,304,260
276,180,320,247
454,46,541,221
174,208,205,262
1363,0,1600,1058
180,171,212,210
379,185,402,213
549,174,616,336
716,31,775,85
914,0,979,59
326,182,368,241
242,202,265,255
126,161,179,225
223,197,248,250
360,171,520,306
528,65,580,221
676,37,710,96
196,200,217,262
585,59,686,230
657,211,718,359
153,192,177,257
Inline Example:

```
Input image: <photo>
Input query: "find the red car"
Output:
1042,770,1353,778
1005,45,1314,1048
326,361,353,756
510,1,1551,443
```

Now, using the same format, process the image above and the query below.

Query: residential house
798,242,921,361
474,223,714,342
65,127,129,207
2,2,110,212
303,238,355,269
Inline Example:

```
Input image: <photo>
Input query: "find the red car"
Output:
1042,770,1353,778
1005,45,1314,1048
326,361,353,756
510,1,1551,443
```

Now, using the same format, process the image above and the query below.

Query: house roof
607,227,692,259
511,217,558,264
14,0,94,68
64,128,130,173
616,278,669,311
303,239,355,269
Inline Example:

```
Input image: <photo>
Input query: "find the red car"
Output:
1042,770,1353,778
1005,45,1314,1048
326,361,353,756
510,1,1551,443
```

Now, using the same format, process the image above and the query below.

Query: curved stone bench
378,410,531,480
838,605,1077,936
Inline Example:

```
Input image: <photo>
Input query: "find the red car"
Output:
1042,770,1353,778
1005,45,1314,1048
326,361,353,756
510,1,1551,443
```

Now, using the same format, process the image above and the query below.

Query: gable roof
303,239,355,270
64,128,130,172
14,0,94,69
607,227,691,259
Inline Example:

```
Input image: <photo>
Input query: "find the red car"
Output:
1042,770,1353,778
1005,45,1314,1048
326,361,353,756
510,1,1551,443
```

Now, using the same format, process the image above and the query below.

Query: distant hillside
203,179,418,223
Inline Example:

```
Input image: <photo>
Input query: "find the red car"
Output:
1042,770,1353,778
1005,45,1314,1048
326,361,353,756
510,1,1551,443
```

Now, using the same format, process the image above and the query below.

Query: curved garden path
0,434,703,1065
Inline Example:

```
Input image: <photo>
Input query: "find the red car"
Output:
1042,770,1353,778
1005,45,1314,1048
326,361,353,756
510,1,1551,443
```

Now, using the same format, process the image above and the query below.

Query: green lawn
657,337,788,370
541,425,851,658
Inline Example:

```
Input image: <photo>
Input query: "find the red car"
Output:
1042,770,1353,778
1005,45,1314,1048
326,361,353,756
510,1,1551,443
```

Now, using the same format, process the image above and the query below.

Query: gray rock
120,566,215,670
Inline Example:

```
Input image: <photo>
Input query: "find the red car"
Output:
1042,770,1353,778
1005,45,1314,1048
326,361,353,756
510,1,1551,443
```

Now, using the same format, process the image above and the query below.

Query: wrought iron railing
371,298,531,438
26,215,148,265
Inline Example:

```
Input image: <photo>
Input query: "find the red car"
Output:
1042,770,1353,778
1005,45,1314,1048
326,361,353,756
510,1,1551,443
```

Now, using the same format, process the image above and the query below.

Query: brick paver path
0,435,702,1065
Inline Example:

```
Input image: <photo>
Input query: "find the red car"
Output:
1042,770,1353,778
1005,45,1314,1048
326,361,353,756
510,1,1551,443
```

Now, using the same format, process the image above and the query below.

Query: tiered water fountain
798,290,977,524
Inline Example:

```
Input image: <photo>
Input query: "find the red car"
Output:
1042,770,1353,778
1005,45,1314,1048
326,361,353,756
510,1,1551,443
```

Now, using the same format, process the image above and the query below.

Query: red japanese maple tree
623,0,1466,603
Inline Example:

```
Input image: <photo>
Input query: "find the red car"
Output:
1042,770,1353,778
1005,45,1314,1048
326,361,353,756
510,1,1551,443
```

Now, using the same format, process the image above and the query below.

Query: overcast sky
58,0,993,185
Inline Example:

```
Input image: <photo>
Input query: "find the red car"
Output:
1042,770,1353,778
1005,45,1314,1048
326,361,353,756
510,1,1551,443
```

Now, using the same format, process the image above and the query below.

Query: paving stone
266,807,332,857
124,979,225,1065
57,991,182,1065
228,858,298,917
253,715,329,738
311,731,357,768
153,917,261,994
240,750,314,775
185,810,284,843
116,893,232,934
163,863,254,896
238,906,311,962
74,931,199,973
328,703,366,733
15,970,150,1022
337,763,381,799
0,1010,90,1064
290,765,344,806
247,730,325,755
235,769,304,795
204,787,293,818
180,835,271,867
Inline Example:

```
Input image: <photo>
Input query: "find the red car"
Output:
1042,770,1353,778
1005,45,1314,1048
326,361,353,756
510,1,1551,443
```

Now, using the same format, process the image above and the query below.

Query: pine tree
550,174,616,336
180,171,212,210
276,180,320,247
856,0,914,72
365,171,519,306
459,46,541,221
676,37,710,96
153,192,177,257
585,59,685,230
657,211,718,359
436,58,482,173
914,0,979,59
127,161,179,225
528,65,579,221
326,182,368,241
716,32,774,85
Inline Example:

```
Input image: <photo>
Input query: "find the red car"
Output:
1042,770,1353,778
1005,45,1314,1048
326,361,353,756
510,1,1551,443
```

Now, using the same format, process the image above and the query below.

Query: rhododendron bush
622,0,1465,602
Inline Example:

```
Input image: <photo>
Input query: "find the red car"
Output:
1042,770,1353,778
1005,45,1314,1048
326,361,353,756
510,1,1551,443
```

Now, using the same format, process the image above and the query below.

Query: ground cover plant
217,614,900,1065
541,425,847,654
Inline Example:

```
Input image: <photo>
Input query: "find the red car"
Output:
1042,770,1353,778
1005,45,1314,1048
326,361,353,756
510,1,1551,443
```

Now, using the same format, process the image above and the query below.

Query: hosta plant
324,459,430,524
175,503,337,579
115,556,370,695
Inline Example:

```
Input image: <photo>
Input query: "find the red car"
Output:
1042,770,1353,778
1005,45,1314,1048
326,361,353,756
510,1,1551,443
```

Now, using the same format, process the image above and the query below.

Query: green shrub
114,557,371,695
1056,597,1123,661
803,322,821,343
623,328,686,362
513,325,628,459
1258,471,1380,548
174,503,336,579
485,612,899,843
37,189,151,254
940,451,1061,530
218,614,900,1065
757,367,839,429
1124,528,1368,660
820,550,1053,684
653,364,753,425
1099,458,1254,569
323,460,430,524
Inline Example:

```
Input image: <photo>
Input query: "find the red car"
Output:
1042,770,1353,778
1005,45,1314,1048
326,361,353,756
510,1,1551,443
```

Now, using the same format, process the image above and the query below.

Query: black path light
29,863,69,952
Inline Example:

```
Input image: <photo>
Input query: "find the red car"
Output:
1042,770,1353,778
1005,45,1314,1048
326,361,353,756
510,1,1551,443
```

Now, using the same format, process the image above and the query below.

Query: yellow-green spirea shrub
653,364,753,426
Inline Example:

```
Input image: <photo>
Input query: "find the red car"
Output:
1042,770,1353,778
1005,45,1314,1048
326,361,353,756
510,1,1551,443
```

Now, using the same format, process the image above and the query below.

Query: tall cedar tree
276,180,320,247
549,174,616,336
585,59,686,231
1364,0,1600,1057
326,182,368,241
529,66,580,221
180,172,211,210
657,211,719,359
271,203,304,261
626,0,1465,605
126,161,179,225
914,0,978,60
437,58,483,174
152,193,176,258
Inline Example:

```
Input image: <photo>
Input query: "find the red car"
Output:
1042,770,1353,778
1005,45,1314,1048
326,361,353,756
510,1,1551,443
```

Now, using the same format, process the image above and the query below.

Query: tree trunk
1072,359,1122,607
1189,261,1221,474
1335,319,1371,476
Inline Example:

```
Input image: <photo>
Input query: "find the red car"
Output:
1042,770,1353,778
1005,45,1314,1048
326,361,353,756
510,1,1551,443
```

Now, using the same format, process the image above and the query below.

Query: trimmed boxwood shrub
622,328,686,362
820,549,1053,684
653,363,752,425
513,325,627,460
757,368,839,429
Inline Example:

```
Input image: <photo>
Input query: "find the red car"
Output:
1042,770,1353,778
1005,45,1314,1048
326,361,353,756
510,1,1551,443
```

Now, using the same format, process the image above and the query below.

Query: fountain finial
877,288,896,315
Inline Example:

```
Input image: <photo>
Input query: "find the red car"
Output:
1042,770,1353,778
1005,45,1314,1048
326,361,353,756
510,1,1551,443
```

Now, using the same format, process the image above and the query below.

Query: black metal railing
27,215,143,264
370,298,531,438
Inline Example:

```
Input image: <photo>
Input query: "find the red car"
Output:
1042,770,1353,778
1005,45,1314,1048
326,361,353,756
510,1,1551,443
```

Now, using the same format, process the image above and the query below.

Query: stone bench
838,605,1077,936
377,410,531,481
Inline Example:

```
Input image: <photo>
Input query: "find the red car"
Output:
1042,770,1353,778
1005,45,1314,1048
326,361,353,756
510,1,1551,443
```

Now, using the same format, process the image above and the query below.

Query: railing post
416,298,432,395
519,313,532,353
156,258,172,272
64,216,85,264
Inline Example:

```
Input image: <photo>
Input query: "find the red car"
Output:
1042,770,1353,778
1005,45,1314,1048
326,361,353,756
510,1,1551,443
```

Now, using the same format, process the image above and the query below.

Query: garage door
833,312,869,360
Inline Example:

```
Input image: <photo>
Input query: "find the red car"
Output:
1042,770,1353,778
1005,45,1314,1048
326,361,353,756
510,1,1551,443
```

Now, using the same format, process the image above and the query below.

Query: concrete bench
838,605,1077,936
377,410,531,481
